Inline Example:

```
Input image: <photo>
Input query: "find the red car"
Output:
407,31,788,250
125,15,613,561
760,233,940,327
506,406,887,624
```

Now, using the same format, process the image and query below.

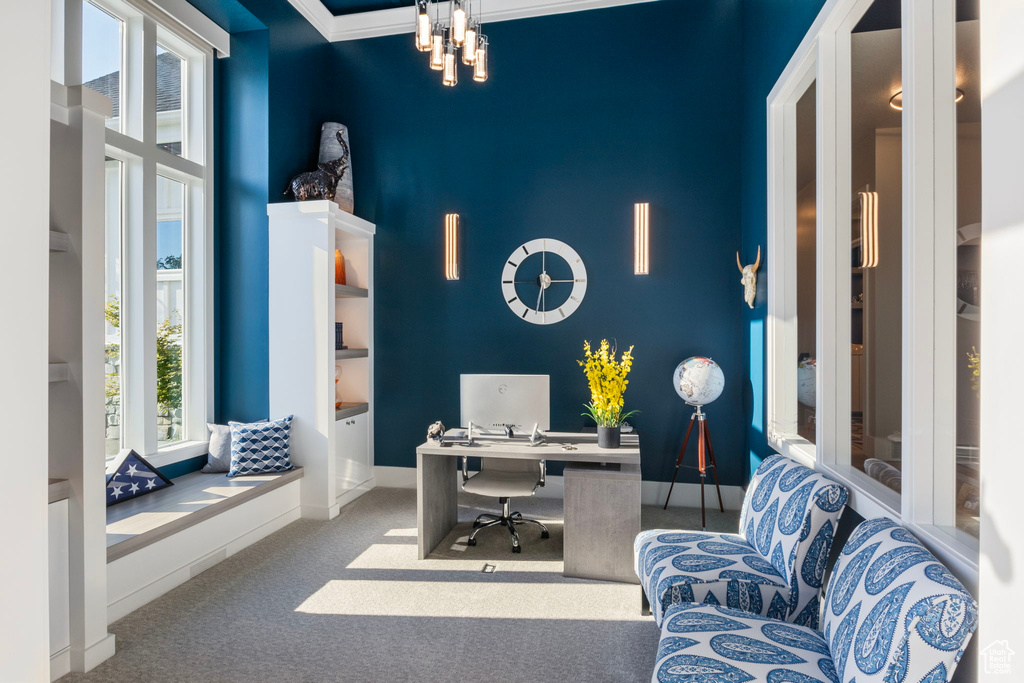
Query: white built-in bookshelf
268,201,376,519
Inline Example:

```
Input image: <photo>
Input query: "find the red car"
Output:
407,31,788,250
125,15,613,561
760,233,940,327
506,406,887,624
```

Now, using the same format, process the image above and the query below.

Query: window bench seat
106,467,304,562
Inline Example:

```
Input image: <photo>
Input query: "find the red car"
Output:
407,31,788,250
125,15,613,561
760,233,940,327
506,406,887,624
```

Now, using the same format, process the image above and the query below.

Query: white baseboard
337,477,375,509
107,482,302,623
301,503,340,520
373,466,745,510
50,647,70,682
70,632,116,673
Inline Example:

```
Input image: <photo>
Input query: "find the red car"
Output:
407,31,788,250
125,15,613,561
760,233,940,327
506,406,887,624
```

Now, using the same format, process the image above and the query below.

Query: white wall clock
501,238,587,325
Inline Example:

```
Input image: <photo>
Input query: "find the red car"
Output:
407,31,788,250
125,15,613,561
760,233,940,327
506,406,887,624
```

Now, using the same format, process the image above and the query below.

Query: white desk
416,432,641,582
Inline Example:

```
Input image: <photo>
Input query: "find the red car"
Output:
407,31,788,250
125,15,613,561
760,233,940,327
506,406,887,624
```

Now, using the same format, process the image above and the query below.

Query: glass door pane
156,45,185,156
104,159,123,458
82,2,124,133
156,175,185,445
850,0,903,494
796,82,817,444
954,0,981,538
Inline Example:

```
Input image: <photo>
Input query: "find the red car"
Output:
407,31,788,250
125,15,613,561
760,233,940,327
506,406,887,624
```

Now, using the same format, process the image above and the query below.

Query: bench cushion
634,531,790,627
653,603,836,683
822,518,978,683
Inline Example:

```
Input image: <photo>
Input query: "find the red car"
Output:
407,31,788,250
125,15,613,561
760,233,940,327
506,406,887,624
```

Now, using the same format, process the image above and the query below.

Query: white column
0,0,53,679
979,0,1024,677
67,86,117,672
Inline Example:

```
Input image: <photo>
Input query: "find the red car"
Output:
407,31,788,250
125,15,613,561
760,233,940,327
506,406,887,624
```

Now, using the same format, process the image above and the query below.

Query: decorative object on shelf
736,246,761,308
427,420,446,442
335,363,343,410
578,339,638,449
856,190,879,268
318,123,353,212
105,449,173,506
634,202,650,275
335,322,347,350
664,356,726,527
415,0,488,86
445,213,459,280
502,238,587,324
284,128,350,202
227,415,295,477
335,249,347,285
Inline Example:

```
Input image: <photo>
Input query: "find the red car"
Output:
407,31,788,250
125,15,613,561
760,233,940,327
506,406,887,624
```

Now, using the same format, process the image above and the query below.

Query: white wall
979,1,1024,678
0,0,53,679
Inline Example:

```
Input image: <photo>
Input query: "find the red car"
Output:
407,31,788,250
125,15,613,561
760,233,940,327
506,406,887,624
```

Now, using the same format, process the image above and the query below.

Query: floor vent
190,549,227,578
482,563,496,574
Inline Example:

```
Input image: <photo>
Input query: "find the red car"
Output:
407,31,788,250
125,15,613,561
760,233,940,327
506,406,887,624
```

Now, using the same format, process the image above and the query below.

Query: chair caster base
541,531,550,539
467,538,477,546
512,546,521,554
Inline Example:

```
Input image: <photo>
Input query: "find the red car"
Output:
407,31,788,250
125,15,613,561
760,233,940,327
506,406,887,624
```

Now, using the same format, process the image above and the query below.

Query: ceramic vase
597,425,621,449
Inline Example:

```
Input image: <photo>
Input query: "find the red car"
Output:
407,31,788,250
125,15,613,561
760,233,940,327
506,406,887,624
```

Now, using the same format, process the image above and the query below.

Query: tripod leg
700,473,706,531
663,414,697,510
702,418,726,513
698,419,707,530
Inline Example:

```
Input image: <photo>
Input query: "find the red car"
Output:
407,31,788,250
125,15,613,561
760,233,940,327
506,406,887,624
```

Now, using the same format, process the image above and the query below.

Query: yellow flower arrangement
967,346,980,396
578,339,638,427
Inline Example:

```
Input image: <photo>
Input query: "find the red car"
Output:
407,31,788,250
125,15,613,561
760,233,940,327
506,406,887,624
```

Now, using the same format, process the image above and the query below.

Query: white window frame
76,0,217,467
766,0,979,588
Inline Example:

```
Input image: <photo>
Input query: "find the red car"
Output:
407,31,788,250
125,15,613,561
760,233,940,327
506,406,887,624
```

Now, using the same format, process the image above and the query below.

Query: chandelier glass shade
415,0,431,51
416,1,488,86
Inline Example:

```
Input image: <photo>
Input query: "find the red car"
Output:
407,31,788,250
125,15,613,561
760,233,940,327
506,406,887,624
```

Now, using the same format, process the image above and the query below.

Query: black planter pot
597,425,621,449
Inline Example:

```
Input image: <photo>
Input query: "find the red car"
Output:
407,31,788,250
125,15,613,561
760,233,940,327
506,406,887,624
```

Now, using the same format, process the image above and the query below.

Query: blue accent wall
215,0,339,424
739,0,827,476
326,1,747,484
209,0,828,488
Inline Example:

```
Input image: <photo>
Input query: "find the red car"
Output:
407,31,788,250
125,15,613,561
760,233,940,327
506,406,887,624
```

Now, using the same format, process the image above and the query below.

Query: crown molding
288,0,658,42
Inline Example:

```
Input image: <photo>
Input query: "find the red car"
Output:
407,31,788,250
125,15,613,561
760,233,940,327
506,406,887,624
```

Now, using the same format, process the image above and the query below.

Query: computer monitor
460,374,550,434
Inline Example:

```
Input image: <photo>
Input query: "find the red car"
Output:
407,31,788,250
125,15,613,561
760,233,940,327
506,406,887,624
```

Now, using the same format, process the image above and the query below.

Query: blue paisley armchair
650,517,978,683
635,455,849,628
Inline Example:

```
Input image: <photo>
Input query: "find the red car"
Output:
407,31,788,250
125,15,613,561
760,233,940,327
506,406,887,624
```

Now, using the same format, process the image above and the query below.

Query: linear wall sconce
634,202,650,275
857,191,879,268
445,213,460,280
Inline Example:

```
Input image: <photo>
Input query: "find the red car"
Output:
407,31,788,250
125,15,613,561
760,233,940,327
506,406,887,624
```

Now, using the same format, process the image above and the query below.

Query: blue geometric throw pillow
228,415,295,477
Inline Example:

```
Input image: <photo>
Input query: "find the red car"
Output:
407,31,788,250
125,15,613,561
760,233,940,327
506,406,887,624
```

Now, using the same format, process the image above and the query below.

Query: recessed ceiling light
888,88,965,111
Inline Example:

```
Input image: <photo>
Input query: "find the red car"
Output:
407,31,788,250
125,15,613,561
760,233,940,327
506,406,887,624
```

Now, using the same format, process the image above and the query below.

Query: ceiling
793,19,979,192
320,0,413,16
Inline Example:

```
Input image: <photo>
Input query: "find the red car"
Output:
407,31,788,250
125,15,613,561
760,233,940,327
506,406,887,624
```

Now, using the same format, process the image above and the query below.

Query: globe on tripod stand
665,356,725,528
673,356,725,406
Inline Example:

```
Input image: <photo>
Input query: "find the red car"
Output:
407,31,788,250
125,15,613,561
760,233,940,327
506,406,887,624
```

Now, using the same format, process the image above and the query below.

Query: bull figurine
736,246,761,308
284,131,350,202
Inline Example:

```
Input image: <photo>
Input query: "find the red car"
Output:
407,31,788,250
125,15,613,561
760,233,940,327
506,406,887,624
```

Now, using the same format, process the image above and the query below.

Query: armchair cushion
634,531,790,627
653,603,836,683
822,518,978,683
636,455,848,629
737,454,848,628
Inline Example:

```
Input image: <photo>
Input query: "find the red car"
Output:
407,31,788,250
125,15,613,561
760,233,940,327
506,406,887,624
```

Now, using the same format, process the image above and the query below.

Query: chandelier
415,0,488,86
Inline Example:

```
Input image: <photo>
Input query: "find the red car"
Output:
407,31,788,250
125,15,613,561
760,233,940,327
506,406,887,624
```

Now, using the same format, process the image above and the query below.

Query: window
795,82,816,446
952,5,981,539
83,0,213,465
767,0,982,577
848,0,903,491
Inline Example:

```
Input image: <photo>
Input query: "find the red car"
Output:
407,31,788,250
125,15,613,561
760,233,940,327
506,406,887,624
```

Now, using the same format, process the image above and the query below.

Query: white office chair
461,455,549,553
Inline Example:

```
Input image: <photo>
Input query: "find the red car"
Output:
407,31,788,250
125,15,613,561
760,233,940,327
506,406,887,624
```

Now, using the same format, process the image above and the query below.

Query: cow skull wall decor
736,246,761,308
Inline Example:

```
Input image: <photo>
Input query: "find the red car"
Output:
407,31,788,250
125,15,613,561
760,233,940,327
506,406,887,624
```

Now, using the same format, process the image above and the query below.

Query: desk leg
417,452,458,560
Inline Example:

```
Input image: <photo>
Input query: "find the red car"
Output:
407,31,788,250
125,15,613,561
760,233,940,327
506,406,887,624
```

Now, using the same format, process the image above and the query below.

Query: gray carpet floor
61,487,739,683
